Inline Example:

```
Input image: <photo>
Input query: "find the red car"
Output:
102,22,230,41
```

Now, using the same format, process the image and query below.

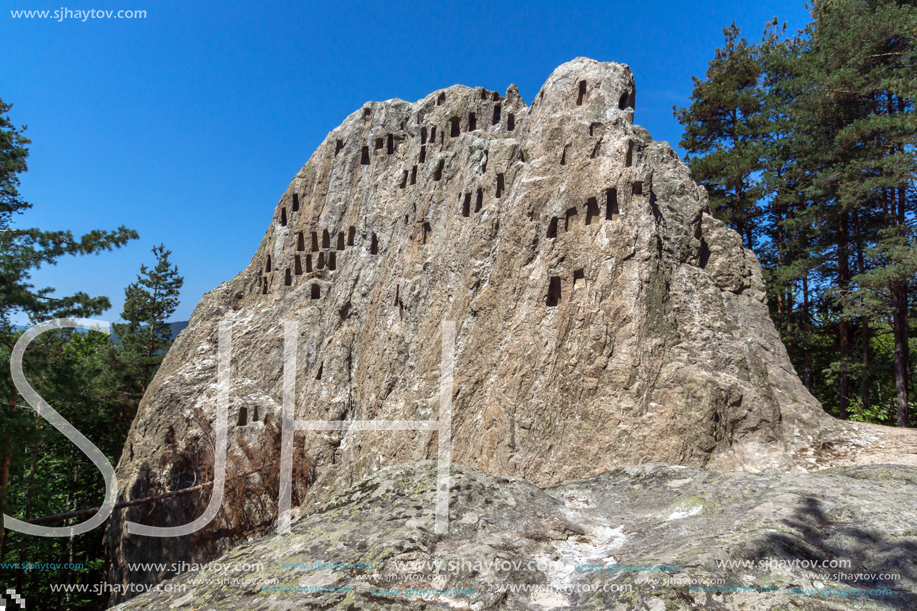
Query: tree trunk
0,449,8,559
18,439,38,599
785,288,794,351
0,385,16,559
16,447,27,588
854,211,870,411
861,319,871,410
776,292,785,340
802,273,813,392
838,212,851,420
892,183,910,427
891,282,909,427
839,320,851,420
24,440,38,520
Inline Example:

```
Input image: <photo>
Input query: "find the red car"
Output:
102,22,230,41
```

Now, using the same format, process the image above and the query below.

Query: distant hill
168,321,189,340
12,321,189,341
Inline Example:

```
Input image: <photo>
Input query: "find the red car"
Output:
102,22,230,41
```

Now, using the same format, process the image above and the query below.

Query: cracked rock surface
113,461,917,610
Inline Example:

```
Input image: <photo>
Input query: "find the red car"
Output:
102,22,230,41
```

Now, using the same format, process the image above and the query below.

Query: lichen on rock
112,461,917,610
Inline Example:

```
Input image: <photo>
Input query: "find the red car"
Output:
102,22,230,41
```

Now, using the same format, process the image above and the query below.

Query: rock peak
535,57,635,122
105,58,841,602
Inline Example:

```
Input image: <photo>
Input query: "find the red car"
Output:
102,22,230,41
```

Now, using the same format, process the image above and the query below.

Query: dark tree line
675,0,916,426
0,97,183,609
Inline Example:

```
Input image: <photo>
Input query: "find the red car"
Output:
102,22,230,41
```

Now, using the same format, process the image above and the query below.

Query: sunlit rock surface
113,461,917,610
104,58,843,601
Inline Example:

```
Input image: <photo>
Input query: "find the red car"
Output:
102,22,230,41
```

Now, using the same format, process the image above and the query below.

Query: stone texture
112,461,917,610
104,58,844,600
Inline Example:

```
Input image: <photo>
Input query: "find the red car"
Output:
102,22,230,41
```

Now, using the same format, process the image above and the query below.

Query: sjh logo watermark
1,588,26,610
4,318,456,539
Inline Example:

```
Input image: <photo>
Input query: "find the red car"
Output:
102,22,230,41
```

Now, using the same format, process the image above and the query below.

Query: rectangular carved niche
547,217,558,239
585,197,600,225
606,188,619,219
565,207,578,231
547,276,562,307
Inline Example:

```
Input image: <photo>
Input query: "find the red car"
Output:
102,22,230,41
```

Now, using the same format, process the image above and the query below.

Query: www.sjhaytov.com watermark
10,6,146,22
10,8,146,21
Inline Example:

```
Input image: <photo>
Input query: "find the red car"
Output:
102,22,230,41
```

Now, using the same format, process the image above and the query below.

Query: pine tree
755,23,815,358
805,0,917,426
112,244,183,401
677,1,916,426
674,23,766,249
0,97,137,555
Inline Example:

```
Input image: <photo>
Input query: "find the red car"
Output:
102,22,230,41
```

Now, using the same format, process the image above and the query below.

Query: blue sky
2,0,812,323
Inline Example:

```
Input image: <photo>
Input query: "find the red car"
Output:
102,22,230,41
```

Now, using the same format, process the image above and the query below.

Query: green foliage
0,98,30,231
1,329,128,609
676,0,917,425
112,244,184,399
0,96,137,333
0,245,184,608
0,96,182,609
674,23,767,249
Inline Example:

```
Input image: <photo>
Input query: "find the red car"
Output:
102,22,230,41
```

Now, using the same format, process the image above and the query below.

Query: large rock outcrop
104,58,843,599
112,461,917,610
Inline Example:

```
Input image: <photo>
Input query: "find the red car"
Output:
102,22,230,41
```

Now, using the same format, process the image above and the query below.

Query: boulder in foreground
114,461,917,610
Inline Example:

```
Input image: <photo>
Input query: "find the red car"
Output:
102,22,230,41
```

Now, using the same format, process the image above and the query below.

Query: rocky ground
114,451,917,611
797,422,917,471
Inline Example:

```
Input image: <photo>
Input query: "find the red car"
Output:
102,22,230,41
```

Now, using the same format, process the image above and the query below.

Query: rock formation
104,58,844,600
112,461,917,610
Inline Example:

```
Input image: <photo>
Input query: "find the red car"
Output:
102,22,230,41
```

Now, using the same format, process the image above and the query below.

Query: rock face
112,461,917,610
104,58,842,599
